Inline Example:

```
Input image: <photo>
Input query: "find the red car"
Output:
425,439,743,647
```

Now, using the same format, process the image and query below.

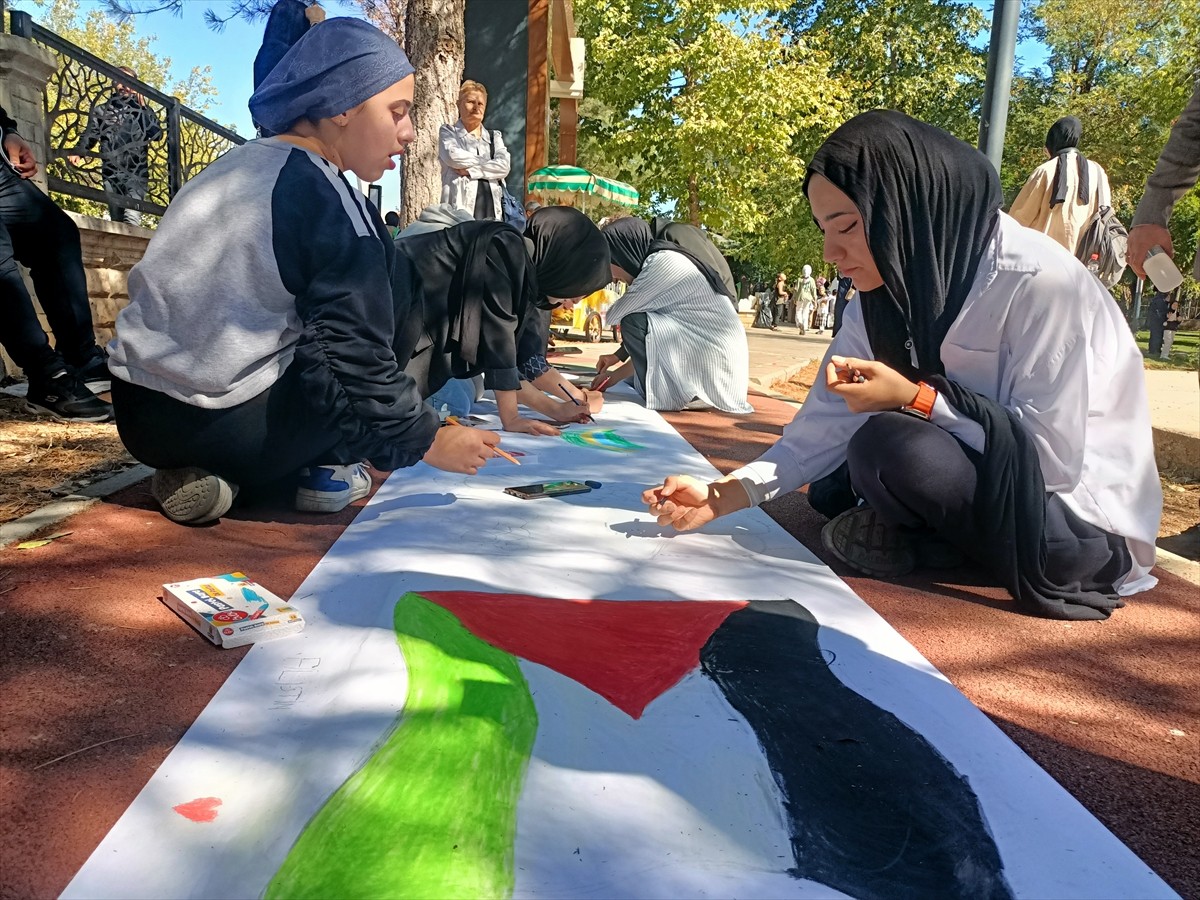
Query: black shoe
76,350,111,394
25,370,113,422
820,505,916,577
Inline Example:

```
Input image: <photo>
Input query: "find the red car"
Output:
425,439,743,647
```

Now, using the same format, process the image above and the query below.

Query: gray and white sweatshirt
108,137,439,470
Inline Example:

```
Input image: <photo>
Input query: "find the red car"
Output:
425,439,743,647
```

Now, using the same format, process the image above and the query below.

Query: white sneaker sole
152,467,238,524
23,399,111,423
295,476,371,513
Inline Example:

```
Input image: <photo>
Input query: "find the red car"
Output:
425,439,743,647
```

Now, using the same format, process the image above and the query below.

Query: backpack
488,131,527,231
1074,205,1128,288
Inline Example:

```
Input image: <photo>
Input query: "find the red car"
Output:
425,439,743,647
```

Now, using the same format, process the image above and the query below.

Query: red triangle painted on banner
419,592,746,720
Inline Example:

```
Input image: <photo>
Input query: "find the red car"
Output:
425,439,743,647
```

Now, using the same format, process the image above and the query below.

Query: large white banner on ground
63,399,1175,900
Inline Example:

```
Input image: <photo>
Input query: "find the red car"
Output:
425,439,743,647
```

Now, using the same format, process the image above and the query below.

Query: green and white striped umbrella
527,165,639,208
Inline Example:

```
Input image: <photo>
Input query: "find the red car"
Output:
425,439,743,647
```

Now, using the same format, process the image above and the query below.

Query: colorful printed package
161,572,305,648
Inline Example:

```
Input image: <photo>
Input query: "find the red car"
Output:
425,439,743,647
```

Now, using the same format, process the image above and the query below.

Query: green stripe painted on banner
266,592,537,900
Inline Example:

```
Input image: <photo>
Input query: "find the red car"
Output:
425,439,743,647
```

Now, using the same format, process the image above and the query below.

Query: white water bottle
1144,245,1184,293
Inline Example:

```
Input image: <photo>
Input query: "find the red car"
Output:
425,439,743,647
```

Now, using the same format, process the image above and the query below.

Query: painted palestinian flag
267,592,1012,900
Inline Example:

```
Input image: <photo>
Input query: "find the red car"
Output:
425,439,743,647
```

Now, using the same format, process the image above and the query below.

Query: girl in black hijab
643,110,1160,621
1045,116,1089,206
594,217,752,414
1010,115,1112,256
393,206,611,433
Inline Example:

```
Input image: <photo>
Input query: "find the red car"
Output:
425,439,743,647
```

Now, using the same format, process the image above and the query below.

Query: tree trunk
357,0,465,225
687,171,701,226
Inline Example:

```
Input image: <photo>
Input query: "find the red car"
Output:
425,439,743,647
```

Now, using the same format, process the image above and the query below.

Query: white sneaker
152,467,238,524
294,462,371,513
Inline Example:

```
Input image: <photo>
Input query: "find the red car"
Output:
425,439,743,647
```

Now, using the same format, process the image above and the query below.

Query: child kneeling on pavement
107,16,498,523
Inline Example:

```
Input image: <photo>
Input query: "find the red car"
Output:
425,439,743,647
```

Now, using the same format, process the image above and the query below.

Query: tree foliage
575,0,845,242
778,0,988,141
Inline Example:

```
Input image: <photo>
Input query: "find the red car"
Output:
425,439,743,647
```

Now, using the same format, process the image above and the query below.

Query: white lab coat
438,120,511,219
732,214,1161,594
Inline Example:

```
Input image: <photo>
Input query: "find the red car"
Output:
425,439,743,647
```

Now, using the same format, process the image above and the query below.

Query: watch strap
900,381,936,420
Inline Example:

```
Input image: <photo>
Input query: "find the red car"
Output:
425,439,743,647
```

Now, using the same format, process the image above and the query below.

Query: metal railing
8,9,245,221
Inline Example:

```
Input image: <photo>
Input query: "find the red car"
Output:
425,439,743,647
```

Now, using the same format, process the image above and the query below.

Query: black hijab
803,110,1002,380
393,221,537,393
650,217,738,299
602,217,731,299
1045,116,1089,207
524,206,611,305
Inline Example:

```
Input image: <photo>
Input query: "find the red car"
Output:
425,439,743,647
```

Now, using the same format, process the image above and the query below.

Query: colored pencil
558,384,594,422
594,376,611,392
446,418,521,465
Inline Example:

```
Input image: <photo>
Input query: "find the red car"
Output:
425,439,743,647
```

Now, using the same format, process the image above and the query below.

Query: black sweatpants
111,361,355,486
617,311,651,398
808,412,1131,590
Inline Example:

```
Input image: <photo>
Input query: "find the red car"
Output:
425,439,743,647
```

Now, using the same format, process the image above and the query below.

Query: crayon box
161,572,305,648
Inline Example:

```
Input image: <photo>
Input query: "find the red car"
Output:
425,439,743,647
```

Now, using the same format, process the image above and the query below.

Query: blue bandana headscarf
249,17,415,135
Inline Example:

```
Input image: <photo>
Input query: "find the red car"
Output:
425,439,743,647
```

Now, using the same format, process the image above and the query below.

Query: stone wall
74,215,151,346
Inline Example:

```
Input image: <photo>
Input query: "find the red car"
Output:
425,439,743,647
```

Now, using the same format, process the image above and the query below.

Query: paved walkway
562,319,1200,442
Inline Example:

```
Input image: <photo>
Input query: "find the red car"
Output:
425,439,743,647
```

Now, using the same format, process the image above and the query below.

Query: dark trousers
0,165,99,377
618,311,650,397
111,362,355,486
1147,319,1165,357
103,169,147,227
832,292,850,336
809,412,1130,589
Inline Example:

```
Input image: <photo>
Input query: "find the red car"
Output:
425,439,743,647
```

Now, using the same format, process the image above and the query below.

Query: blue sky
26,1,1048,212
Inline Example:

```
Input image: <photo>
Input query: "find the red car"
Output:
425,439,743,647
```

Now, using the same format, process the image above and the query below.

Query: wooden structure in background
526,0,585,177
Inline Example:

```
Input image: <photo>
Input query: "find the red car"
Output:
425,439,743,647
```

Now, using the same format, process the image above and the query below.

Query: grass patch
1136,329,1200,370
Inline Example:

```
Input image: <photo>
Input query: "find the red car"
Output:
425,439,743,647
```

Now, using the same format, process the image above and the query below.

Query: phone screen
504,481,593,500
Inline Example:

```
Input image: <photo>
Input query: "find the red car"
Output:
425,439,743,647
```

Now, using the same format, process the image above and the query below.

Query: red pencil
594,376,612,392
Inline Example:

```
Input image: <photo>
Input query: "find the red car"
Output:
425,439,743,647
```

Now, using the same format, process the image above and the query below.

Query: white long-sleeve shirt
731,214,1161,595
438,120,511,219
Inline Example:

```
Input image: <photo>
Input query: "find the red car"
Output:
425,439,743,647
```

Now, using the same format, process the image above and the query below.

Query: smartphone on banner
504,480,598,500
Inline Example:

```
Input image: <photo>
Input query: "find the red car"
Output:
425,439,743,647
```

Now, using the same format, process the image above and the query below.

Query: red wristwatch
900,381,936,420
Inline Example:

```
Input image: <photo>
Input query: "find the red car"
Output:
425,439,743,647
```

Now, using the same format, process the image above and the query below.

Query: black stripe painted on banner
700,600,1013,900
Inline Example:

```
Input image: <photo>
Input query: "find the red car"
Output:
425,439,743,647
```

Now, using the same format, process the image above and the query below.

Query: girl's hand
551,403,593,425
579,388,605,415
594,353,622,377
825,355,921,414
642,475,750,531
643,476,714,530
423,424,499,474
501,414,561,436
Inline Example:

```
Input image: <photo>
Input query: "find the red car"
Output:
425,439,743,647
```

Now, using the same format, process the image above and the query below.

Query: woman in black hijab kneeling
392,205,611,433
642,111,1161,621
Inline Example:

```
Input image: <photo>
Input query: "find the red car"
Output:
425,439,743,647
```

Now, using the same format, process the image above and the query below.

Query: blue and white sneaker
295,462,372,513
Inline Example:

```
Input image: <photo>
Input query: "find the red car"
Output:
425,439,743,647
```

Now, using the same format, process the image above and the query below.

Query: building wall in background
464,0,530,199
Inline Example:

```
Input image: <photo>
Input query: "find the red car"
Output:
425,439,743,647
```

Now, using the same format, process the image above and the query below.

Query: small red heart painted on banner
173,796,222,822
